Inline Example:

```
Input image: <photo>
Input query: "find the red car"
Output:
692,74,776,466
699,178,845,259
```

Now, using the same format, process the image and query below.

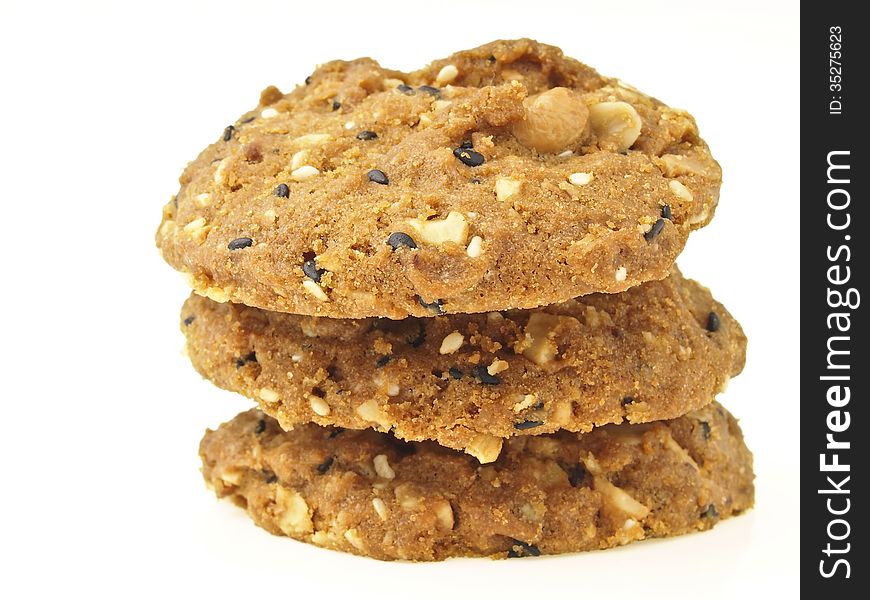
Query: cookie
183,268,745,462
158,38,721,318
200,402,754,561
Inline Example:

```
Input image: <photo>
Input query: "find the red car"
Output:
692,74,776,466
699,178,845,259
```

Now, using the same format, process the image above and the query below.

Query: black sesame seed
376,355,392,368
661,204,673,220
241,115,256,124
514,420,544,430
706,312,721,332
644,218,666,242
459,140,474,149
386,232,417,250
302,259,324,283
487,55,497,63
418,296,445,315
367,169,389,185
622,396,635,406
507,540,540,558
182,316,195,326
700,421,712,439
472,365,500,385
701,504,719,519
448,367,463,380
222,125,235,142
470,177,481,184
228,237,253,250
274,183,290,197
305,75,312,85
453,147,485,167
265,473,278,484
356,130,378,141
567,464,586,487
316,456,334,475
312,387,326,398
327,428,344,439
397,83,414,95
255,419,267,434
418,85,441,97
332,100,341,111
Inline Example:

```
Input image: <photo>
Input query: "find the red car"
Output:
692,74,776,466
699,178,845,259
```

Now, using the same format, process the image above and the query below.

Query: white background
0,1,799,597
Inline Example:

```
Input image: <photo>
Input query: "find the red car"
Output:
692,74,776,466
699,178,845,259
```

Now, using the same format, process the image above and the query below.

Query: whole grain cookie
201,402,754,561
183,268,745,462
158,39,721,318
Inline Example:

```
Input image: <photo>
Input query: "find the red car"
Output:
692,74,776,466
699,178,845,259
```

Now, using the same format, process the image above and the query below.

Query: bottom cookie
200,402,754,561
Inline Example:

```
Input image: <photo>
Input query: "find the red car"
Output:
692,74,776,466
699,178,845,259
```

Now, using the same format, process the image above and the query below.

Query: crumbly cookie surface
158,39,721,318
201,403,754,561
183,268,745,462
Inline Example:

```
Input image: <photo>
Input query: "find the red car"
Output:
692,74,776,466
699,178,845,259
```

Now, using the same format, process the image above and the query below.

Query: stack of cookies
157,39,754,561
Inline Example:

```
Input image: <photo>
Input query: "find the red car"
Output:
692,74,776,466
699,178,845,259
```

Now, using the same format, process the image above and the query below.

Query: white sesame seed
309,396,330,416
615,266,628,282
290,150,308,171
466,235,483,258
373,454,396,480
258,388,279,403
435,64,459,86
302,279,328,301
558,150,574,157
386,383,400,397
291,165,320,181
294,133,331,146
344,121,356,130
372,498,389,520
487,359,509,375
260,107,279,119
194,192,211,207
568,172,593,186
439,331,465,354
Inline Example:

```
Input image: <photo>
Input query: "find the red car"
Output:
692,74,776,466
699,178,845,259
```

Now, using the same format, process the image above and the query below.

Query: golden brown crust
183,268,745,461
200,402,754,561
158,39,721,318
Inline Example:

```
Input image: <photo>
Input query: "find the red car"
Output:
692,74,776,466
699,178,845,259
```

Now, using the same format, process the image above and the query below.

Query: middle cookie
182,267,745,462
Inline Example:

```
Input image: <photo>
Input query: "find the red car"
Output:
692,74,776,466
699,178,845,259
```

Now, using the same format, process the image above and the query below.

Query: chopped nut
258,388,279,403
343,528,366,551
219,468,242,486
194,192,211,207
466,235,483,258
588,101,642,152
511,87,589,153
291,165,320,181
465,433,503,464
512,393,539,412
371,498,390,521
434,500,455,530
309,396,330,416
393,483,422,509
668,179,694,202
439,331,465,354
275,487,314,534
263,209,277,223
373,454,396,480
356,399,392,430
435,64,459,86
615,266,628,282
302,279,328,301
182,217,208,241
487,359,509,375
406,211,468,246
386,383,400,397
584,453,650,520
495,177,522,201
522,312,576,365
568,172,593,186
213,158,229,184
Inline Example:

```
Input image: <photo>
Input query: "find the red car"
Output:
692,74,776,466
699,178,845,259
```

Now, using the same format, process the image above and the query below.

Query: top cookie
157,39,721,318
